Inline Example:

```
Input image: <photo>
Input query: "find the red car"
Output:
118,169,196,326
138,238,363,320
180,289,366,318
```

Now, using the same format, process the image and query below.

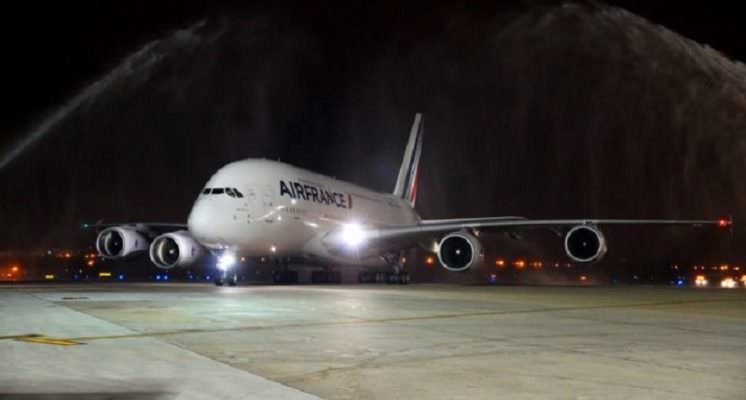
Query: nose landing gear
215,270,237,286
215,252,238,286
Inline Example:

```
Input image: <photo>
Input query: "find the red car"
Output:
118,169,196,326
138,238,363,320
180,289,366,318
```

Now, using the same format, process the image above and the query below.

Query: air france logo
280,180,351,209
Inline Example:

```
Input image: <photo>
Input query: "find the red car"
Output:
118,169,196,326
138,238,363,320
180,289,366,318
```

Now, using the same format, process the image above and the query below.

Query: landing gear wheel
227,273,238,286
399,272,410,285
214,278,225,286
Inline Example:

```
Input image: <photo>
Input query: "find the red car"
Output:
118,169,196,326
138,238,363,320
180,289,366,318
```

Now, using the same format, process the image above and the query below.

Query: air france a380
90,114,731,285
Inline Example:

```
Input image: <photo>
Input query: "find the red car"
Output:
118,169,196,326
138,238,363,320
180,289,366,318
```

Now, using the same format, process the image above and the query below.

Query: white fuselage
187,159,421,266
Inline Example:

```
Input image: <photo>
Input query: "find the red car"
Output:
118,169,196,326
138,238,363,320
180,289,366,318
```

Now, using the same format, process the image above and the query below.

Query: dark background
0,1,742,266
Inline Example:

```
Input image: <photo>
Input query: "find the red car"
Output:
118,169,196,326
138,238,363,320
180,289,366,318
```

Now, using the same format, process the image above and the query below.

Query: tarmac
1,282,745,399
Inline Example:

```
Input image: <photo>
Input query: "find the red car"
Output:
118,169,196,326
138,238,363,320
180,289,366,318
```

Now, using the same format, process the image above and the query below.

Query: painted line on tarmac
0,334,82,346
2,297,742,345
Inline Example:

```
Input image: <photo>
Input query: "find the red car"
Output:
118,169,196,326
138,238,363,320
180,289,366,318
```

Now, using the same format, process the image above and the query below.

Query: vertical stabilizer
393,113,424,207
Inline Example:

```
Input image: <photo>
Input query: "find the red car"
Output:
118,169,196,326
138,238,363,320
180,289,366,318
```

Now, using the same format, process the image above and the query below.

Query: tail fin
393,113,424,207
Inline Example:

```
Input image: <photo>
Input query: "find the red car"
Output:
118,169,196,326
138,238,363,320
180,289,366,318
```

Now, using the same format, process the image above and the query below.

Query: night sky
0,1,743,265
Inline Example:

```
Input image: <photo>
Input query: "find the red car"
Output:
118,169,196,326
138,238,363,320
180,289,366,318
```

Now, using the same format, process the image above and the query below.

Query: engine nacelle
437,232,484,272
96,226,148,258
149,230,204,270
564,225,608,263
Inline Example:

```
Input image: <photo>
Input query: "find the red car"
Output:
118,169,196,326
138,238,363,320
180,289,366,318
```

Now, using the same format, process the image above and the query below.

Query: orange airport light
495,259,505,267
11,266,19,272
579,275,588,281
425,256,435,266
514,260,526,269
87,260,95,267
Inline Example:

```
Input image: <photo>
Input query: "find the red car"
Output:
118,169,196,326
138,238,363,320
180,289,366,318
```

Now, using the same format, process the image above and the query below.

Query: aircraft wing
330,216,732,254
83,222,187,238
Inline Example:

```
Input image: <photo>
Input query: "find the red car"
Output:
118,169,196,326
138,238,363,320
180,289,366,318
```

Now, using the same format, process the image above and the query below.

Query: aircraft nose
187,199,214,241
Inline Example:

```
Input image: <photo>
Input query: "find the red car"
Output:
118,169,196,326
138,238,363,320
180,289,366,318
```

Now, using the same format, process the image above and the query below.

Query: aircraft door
241,184,275,223
239,184,260,224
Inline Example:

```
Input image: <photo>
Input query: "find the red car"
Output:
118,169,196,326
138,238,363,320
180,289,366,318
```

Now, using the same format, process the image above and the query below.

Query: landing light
341,222,366,248
217,253,236,271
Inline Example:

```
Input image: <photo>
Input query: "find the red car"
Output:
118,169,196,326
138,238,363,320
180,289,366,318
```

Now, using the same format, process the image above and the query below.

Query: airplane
89,113,732,286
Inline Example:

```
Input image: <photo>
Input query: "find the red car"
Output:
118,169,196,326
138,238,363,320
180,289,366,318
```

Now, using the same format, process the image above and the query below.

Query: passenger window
212,188,224,195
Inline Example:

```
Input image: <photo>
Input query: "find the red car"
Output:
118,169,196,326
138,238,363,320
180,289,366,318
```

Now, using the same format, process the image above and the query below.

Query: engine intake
149,230,204,269
96,226,148,258
564,225,607,263
437,232,484,272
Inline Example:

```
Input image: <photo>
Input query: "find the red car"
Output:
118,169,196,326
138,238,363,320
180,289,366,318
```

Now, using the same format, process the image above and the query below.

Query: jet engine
564,225,607,263
96,226,148,258
437,231,484,272
149,230,204,269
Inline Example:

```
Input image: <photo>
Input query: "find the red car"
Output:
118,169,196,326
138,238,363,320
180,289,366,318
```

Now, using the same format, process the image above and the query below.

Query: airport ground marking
0,333,82,346
22,296,744,345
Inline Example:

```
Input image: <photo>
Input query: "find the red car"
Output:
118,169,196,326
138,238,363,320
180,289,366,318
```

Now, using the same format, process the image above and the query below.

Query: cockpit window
203,187,242,197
